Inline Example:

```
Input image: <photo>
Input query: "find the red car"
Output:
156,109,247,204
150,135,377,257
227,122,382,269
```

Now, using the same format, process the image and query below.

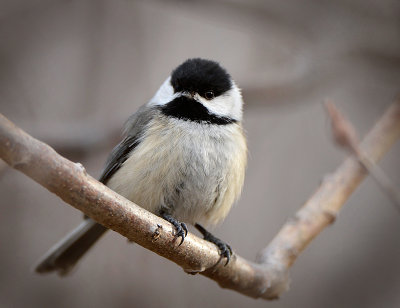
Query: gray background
0,0,399,307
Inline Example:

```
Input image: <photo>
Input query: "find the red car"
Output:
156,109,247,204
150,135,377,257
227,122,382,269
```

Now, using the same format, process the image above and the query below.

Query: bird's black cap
170,58,232,98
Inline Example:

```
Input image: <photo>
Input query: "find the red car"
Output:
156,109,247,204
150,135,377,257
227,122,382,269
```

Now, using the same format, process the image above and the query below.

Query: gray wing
99,104,157,184
35,104,159,275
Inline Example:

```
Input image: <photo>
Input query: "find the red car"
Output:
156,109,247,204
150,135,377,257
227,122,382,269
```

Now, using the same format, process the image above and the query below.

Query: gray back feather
99,104,157,184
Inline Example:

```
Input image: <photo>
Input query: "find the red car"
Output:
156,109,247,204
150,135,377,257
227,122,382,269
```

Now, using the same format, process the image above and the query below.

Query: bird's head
150,58,243,124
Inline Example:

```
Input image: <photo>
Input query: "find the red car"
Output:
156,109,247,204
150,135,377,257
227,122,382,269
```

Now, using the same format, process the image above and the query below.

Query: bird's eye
204,90,215,100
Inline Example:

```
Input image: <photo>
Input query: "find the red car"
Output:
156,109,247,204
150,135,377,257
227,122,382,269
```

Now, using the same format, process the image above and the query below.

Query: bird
35,58,247,275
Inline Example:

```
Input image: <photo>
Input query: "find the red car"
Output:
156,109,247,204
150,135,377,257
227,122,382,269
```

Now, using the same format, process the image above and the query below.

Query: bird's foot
161,211,188,246
195,223,232,265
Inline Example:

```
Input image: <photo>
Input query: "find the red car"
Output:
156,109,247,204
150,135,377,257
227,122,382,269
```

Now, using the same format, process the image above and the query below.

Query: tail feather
34,219,107,276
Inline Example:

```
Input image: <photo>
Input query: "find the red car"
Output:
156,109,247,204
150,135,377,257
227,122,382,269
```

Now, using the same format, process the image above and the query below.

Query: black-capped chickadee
35,58,247,275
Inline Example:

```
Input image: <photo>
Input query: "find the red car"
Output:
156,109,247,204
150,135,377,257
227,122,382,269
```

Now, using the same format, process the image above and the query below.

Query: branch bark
0,100,399,300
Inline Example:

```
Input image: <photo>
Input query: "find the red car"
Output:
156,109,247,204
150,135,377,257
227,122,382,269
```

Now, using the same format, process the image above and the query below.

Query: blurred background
0,0,399,307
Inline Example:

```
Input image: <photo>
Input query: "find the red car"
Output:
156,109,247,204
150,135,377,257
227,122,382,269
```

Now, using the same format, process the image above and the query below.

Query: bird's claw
216,242,232,265
160,211,188,246
195,223,233,266
174,222,188,246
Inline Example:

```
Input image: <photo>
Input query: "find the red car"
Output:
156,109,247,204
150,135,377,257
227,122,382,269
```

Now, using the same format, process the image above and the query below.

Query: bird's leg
195,223,232,265
160,209,188,246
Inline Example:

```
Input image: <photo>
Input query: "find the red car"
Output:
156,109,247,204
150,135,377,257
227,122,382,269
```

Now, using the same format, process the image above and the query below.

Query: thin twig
257,100,400,273
325,100,400,212
0,100,399,300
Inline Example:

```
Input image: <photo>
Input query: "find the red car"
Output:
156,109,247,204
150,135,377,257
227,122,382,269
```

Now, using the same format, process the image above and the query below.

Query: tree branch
325,100,400,211
0,100,399,300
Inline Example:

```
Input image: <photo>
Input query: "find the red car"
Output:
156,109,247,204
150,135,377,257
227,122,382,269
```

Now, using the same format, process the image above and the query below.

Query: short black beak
182,91,195,98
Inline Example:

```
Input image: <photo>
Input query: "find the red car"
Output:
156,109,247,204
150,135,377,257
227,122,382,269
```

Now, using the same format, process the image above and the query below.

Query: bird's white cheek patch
198,96,231,116
196,86,243,121
148,76,177,107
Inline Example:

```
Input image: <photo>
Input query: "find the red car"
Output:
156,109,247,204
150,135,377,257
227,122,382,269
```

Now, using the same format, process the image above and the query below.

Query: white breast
106,114,247,226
